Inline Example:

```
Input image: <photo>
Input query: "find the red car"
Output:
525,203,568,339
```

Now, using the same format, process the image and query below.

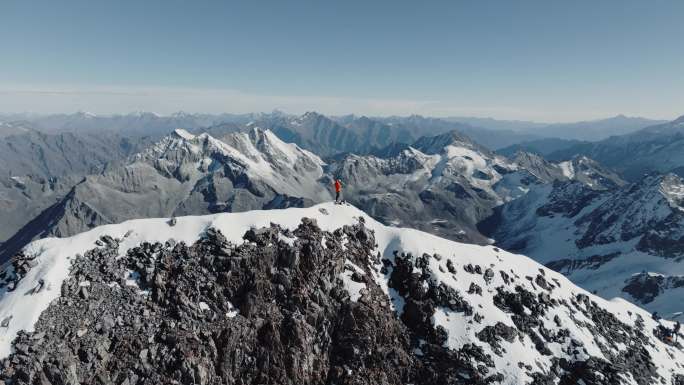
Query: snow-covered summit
1,203,682,383
138,127,329,201
172,127,196,140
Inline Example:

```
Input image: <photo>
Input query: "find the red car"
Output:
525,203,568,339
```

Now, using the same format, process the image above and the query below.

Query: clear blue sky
1,0,682,121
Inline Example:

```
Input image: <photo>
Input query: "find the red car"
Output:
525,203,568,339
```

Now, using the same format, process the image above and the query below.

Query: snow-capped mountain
0,121,626,265
137,128,328,201
512,152,625,190
0,128,331,264
0,203,681,384
328,131,621,244
484,173,684,316
328,131,523,244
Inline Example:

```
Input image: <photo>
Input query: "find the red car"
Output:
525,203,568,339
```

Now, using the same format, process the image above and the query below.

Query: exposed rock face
622,273,684,304
2,214,682,385
0,174,80,243
484,173,684,314
575,174,684,249
0,125,158,244
535,181,603,218
249,112,444,157
0,220,487,385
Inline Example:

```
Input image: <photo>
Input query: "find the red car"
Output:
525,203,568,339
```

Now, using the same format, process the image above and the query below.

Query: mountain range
0,122,625,263
1,111,664,153
450,115,666,141
0,127,329,262
2,110,684,382
545,115,684,181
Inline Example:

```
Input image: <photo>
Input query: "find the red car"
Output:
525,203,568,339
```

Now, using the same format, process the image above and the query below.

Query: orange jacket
334,180,342,192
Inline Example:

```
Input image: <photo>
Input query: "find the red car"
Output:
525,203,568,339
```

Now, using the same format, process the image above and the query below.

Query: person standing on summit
334,179,343,204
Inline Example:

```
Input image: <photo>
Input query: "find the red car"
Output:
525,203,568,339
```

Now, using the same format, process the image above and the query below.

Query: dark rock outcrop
0,219,496,385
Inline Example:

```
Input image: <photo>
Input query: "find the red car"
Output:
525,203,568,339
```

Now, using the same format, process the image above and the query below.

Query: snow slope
489,174,684,317
0,203,682,383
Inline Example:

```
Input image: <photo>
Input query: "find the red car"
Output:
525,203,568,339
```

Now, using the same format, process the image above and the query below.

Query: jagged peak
412,129,478,155
288,111,331,127
512,151,555,170
513,150,546,162
300,111,325,120
163,126,307,162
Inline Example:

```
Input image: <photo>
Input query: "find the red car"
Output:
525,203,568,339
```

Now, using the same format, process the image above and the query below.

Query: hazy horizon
2,0,683,122
0,107,675,126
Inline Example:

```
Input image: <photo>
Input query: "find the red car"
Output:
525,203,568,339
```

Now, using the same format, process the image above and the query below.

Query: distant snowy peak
412,130,483,155
138,127,329,200
327,138,525,244
331,146,440,183
223,126,325,169
659,173,684,209
513,152,624,190
286,111,329,129
587,172,684,244
299,110,329,123
124,111,160,119
146,127,321,165
566,155,625,190
173,128,195,140
405,130,515,182
513,152,564,182
335,132,512,190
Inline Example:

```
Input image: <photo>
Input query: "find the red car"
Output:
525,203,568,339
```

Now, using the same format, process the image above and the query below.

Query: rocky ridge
0,204,682,384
